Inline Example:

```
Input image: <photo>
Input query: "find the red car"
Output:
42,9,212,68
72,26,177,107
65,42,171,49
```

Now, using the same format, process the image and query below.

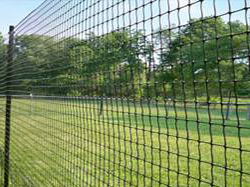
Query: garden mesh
0,0,250,186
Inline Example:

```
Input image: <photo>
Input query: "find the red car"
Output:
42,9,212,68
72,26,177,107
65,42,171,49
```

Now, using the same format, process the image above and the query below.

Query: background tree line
0,17,249,100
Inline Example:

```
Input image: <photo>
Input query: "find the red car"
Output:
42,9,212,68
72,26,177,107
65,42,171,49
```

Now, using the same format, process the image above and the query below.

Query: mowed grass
0,96,249,187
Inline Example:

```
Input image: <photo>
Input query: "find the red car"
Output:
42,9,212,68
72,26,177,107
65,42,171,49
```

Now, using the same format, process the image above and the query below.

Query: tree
13,30,153,98
66,30,152,98
0,32,8,94
13,35,66,95
0,32,7,61
157,17,249,99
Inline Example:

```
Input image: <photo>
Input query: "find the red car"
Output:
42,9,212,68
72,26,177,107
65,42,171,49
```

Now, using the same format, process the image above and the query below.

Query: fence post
4,25,14,187
247,106,250,120
225,91,232,120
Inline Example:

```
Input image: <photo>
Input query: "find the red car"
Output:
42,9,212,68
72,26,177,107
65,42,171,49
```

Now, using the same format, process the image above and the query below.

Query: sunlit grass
0,97,249,186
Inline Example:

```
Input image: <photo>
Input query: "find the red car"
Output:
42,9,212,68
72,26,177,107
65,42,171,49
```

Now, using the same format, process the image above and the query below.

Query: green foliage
10,18,250,98
65,31,151,98
157,17,249,98
13,30,152,97
13,35,68,94
0,32,8,91
0,32,6,57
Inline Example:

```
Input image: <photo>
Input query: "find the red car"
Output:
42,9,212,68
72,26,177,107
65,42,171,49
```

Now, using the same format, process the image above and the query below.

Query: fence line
0,0,250,186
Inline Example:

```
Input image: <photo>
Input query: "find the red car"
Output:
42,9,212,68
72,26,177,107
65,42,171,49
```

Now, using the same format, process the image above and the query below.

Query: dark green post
225,91,232,120
4,25,14,187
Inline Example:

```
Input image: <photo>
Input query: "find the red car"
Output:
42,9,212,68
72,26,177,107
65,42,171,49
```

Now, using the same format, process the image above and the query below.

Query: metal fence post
247,106,250,120
4,25,14,187
225,91,232,120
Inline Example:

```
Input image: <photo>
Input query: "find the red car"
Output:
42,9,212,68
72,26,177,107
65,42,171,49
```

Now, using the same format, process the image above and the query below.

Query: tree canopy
156,17,249,99
4,17,250,99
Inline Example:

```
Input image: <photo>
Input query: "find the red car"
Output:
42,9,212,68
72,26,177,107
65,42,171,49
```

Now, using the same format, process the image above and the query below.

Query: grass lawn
0,96,249,186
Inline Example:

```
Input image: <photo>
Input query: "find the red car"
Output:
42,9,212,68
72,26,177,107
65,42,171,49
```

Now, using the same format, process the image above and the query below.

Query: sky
0,0,44,35
0,0,249,36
